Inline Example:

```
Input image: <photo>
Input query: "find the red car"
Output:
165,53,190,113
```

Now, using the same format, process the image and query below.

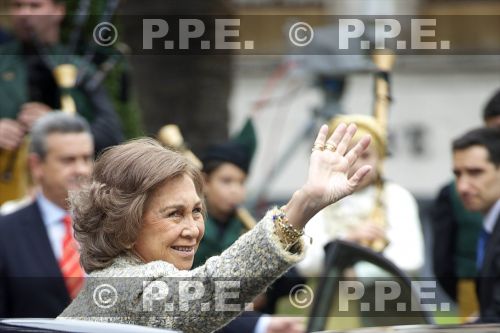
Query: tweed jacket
58,211,303,333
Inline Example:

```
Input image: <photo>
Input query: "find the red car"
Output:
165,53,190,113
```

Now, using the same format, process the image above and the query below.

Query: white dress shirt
37,192,68,261
483,199,500,233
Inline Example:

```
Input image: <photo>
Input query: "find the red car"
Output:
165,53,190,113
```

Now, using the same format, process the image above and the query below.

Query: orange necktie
59,215,85,299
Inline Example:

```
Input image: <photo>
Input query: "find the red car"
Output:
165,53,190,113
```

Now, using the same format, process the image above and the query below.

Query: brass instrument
0,142,29,205
372,53,396,131
157,124,203,169
235,204,257,230
53,64,79,115
364,175,388,252
157,124,257,230
365,53,396,252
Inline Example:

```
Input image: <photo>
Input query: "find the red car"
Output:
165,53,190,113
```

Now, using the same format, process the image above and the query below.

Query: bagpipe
0,0,123,205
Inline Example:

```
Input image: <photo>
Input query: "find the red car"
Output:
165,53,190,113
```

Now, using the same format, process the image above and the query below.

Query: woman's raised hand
282,123,372,231
302,123,372,211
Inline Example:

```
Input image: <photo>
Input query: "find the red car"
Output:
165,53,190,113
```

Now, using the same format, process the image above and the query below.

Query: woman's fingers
312,124,329,151
345,135,371,166
348,165,372,188
335,123,357,156
325,122,347,152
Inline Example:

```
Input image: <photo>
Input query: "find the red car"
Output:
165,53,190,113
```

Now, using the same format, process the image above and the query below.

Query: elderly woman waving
58,123,371,333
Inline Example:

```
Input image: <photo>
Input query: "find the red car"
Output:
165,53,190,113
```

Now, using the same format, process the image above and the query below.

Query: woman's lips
171,246,195,256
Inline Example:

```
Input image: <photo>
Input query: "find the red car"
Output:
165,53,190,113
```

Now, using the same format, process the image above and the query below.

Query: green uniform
0,41,123,204
0,41,94,120
193,213,248,268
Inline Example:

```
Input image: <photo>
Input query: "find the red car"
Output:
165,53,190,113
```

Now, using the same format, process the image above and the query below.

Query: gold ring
312,143,324,152
325,143,337,152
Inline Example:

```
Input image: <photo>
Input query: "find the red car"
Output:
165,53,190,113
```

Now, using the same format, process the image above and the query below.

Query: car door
307,240,434,333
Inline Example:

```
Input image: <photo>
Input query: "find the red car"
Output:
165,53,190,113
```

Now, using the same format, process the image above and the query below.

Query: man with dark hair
452,127,500,322
483,90,500,128
0,112,93,317
431,90,500,321
0,0,123,205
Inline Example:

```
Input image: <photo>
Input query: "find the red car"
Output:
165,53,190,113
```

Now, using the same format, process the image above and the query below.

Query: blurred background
1,0,498,201
1,0,500,279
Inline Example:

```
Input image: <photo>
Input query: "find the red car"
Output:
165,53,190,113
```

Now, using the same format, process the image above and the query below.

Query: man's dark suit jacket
477,214,500,322
217,311,260,333
0,201,70,318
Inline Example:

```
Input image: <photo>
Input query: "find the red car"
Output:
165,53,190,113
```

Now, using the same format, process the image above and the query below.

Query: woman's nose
181,219,199,238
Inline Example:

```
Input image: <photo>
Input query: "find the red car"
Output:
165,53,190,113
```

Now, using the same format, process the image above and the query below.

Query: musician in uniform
191,119,304,333
0,0,123,205
295,114,424,327
297,114,424,277
193,119,257,268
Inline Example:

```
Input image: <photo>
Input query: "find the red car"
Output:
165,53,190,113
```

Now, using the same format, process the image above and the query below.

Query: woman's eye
167,211,181,218
193,207,203,214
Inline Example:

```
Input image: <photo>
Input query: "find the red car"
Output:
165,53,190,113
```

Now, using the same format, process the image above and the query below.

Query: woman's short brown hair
70,138,204,273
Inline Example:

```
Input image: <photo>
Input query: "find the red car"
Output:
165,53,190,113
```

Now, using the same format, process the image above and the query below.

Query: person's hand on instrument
0,118,25,151
345,222,386,244
17,102,51,131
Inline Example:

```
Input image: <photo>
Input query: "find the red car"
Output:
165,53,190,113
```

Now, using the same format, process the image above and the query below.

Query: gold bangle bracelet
271,207,305,251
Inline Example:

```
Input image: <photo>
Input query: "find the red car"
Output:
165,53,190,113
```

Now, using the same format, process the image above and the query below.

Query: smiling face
453,145,500,214
30,132,94,210
134,174,205,270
